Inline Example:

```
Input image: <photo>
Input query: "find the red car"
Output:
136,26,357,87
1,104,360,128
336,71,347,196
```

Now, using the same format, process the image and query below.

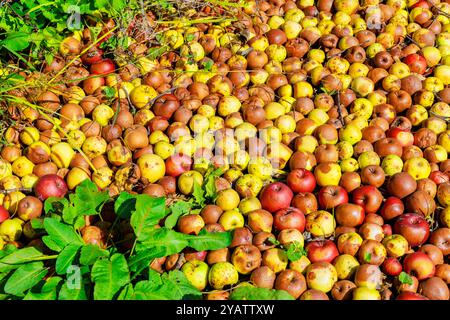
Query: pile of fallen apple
0,0,449,300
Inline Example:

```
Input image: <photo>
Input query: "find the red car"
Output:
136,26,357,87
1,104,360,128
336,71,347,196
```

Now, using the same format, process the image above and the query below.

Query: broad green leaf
30,218,44,230
164,201,192,229
23,276,61,300
128,247,166,274
160,271,201,300
204,166,225,201
399,271,413,285
73,180,110,216
1,32,29,51
114,192,136,219
131,271,201,300
132,280,168,300
186,229,232,251
58,282,87,300
117,283,134,300
130,195,166,241
230,286,295,300
91,253,130,300
24,290,56,300
4,262,47,296
55,244,81,275
0,247,45,272
44,197,68,215
43,218,84,252
136,228,188,254
192,181,205,207
286,241,307,262
79,245,109,266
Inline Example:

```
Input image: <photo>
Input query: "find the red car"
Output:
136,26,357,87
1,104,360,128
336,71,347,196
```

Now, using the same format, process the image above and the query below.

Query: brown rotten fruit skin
387,172,417,199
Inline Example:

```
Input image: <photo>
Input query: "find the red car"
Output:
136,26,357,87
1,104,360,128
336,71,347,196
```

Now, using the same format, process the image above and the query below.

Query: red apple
394,213,430,247
318,186,348,210
429,171,449,185
411,0,430,9
403,252,435,280
352,185,383,214
382,257,402,276
287,168,316,193
90,58,115,75
382,224,392,236
81,47,104,65
403,54,427,75
386,128,414,147
396,292,429,300
165,154,192,177
260,182,294,213
306,240,339,263
273,207,306,232
0,205,10,223
380,197,404,221
34,174,68,201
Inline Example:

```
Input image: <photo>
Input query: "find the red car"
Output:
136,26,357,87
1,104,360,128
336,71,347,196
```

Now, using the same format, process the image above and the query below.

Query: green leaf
72,179,110,216
164,201,192,229
103,87,116,99
136,228,189,254
286,241,307,262
44,197,68,215
160,271,201,300
128,247,166,274
185,34,195,42
130,195,166,241
55,244,81,275
203,60,213,71
364,252,372,263
79,245,109,266
117,283,134,300
192,181,205,207
4,262,47,296
1,32,29,51
23,276,62,300
58,282,87,300
131,271,201,300
30,218,44,230
399,271,413,285
230,286,295,300
0,247,45,272
267,237,280,246
187,229,232,251
114,192,136,219
91,253,130,300
43,218,84,252
203,166,225,201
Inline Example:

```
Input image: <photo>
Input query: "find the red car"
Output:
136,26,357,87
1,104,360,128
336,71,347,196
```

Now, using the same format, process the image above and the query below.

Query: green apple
0,218,23,241
340,158,359,173
238,197,261,215
336,141,354,160
248,157,273,180
403,157,431,180
339,124,363,145
314,162,342,186
333,254,360,280
218,209,245,231
181,260,209,291
305,262,338,293
381,155,404,176
178,170,204,195
358,151,381,169
208,262,239,289
235,174,263,198
306,210,336,237
382,235,409,258
216,189,240,211
352,287,381,300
